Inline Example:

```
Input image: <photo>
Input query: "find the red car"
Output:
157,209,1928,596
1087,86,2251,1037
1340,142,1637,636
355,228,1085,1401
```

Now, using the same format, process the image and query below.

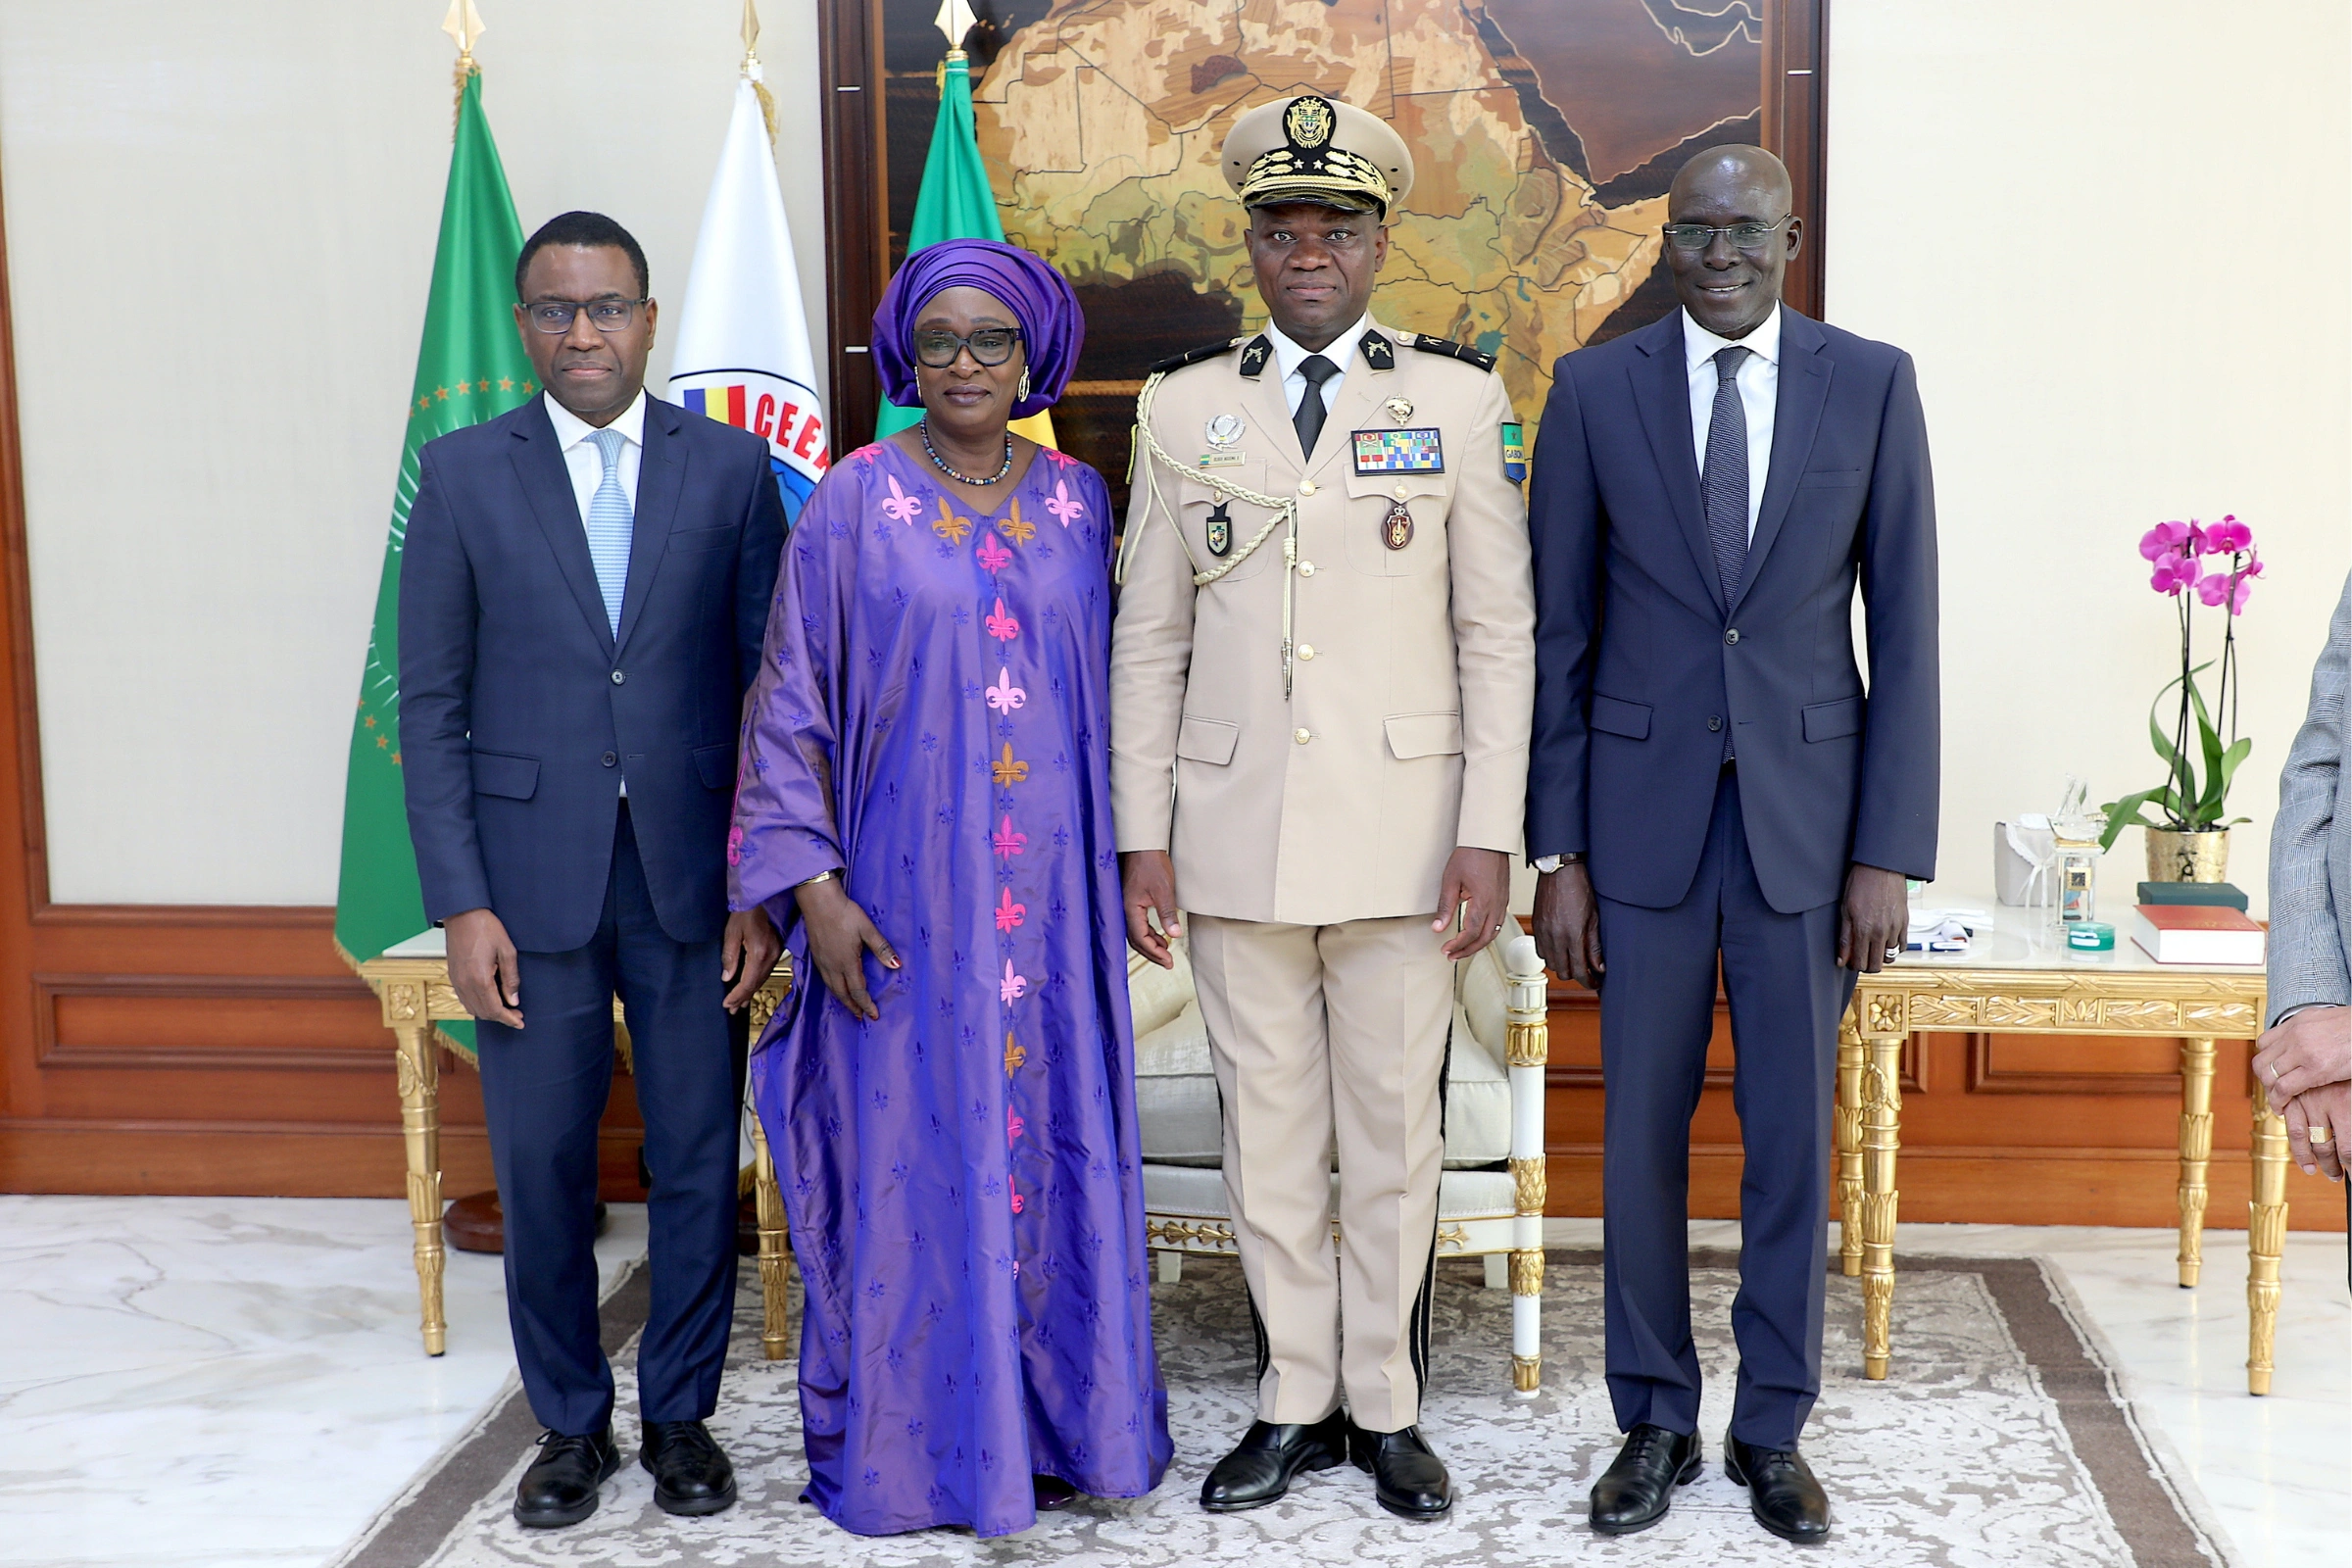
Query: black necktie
1701,344,1753,611
1293,353,1341,459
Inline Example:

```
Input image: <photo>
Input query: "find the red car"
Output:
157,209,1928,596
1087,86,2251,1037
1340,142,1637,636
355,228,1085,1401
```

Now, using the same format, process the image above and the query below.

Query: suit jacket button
1298,561,1316,576
1298,644,1316,661
611,668,626,684
1724,628,1740,646
1298,479,1317,497
602,751,618,766
1707,716,1723,732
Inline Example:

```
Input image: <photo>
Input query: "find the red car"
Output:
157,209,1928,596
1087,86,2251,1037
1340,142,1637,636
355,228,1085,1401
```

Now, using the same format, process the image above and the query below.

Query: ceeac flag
668,75,829,524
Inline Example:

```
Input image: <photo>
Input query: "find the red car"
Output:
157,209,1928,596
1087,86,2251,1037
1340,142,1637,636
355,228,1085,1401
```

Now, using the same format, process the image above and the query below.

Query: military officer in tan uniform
1110,93,1534,1521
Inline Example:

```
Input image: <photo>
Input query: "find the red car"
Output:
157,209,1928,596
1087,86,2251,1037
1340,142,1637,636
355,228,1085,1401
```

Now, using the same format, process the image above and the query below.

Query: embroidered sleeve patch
1501,421,1527,482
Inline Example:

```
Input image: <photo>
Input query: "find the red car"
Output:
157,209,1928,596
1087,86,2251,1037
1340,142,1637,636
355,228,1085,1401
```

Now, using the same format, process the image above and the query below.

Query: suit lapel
511,398,616,659
614,397,687,658
1304,326,1396,478
1628,314,1719,612
1732,309,1833,615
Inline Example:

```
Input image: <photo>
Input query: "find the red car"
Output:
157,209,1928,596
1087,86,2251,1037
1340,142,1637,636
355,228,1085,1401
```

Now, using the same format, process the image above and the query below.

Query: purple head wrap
871,238,1084,423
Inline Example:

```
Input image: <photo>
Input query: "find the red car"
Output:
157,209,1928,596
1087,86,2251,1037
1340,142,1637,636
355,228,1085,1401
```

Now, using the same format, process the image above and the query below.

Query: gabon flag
668,64,830,523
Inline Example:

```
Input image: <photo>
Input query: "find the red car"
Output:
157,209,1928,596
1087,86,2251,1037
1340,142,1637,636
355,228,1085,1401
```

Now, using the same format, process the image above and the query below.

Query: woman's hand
794,875,898,1021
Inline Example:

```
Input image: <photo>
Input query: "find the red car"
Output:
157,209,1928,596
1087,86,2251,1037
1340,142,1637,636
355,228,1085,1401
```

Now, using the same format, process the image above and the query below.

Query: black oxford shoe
514,1428,619,1528
1589,1423,1701,1536
1200,1412,1350,1511
1725,1434,1832,1544
1348,1423,1453,1521
641,1419,738,1516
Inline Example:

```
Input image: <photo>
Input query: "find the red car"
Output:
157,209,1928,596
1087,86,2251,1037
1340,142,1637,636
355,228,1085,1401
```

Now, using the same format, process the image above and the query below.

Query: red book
2131,904,2266,965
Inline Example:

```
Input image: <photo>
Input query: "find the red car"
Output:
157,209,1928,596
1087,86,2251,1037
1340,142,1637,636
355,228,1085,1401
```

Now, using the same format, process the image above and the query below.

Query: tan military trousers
1188,911,1453,1433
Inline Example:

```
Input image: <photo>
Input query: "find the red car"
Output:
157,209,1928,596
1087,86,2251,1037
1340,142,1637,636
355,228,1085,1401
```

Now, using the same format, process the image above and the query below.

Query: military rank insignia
1205,500,1233,557
1501,421,1527,482
1350,427,1444,474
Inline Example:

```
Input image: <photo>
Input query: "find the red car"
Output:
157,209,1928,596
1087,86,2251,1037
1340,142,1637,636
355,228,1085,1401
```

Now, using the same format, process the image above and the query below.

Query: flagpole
441,0,487,120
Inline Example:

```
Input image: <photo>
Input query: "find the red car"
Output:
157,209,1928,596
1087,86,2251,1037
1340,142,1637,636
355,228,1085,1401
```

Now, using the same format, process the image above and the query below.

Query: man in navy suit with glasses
1524,147,1939,1545
401,210,784,1530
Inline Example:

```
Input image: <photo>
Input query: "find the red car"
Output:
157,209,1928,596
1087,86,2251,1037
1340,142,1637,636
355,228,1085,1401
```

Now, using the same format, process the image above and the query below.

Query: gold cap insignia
1285,96,1333,150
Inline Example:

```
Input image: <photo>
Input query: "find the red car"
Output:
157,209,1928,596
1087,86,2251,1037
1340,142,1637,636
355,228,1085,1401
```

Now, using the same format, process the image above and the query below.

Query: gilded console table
358,931,794,1359
1836,901,2278,1393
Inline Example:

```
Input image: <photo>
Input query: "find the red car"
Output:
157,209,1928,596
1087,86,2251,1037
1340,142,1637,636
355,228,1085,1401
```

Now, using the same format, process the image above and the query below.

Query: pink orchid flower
2195,553,2263,613
985,598,1021,641
1000,959,1027,1004
2203,514,2252,554
2138,519,2204,562
995,889,1026,931
2149,554,2200,596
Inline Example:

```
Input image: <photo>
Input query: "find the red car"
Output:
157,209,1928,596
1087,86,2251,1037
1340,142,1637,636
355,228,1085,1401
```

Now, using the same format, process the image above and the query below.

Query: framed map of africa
816,0,1825,511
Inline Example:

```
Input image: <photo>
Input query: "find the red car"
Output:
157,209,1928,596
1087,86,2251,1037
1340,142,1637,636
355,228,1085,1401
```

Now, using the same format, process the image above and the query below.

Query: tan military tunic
1109,319,1535,1429
1110,320,1535,916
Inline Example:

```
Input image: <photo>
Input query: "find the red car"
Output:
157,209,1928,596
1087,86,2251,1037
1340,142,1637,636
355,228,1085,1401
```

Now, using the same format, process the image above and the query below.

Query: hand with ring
2282,1080,2348,1182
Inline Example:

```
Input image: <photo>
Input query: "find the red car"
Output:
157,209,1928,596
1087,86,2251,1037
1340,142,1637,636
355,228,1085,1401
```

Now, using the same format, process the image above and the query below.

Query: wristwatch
1534,852,1586,875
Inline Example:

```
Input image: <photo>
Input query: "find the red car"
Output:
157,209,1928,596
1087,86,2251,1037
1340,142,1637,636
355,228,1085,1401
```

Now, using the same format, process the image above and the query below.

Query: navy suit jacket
1525,308,1939,913
400,394,786,952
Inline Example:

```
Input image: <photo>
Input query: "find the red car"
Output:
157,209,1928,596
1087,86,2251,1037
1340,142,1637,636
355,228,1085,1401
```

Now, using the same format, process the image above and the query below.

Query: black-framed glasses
912,326,1024,368
525,297,649,333
1660,216,1791,253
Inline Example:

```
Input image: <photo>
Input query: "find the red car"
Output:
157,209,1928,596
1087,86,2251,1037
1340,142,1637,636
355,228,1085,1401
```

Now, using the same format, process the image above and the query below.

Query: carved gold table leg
2176,1037,2216,1288
1837,1011,1865,1278
1858,1009,1904,1381
392,1015,446,1356
2246,1086,2289,1396
750,1109,793,1361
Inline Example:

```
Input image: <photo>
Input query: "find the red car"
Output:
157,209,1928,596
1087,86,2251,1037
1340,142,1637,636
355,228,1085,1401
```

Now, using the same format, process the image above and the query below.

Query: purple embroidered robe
730,439,1171,1537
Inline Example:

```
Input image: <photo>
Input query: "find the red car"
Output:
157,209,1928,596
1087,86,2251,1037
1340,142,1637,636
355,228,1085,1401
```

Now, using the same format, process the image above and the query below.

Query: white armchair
1128,923,1551,1396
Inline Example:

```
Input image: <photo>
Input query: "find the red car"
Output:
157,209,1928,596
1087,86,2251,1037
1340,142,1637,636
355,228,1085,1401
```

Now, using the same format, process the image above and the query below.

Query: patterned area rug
335,1248,2229,1568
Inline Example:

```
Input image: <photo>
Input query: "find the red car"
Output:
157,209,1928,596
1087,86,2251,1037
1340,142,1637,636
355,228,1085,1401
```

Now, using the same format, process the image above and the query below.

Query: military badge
1206,500,1233,557
1382,499,1414,551
1285,95,1334,149
1350,427,1445,474
1205,414,1245,448
1501,421,1527,482
1384,397,1414,423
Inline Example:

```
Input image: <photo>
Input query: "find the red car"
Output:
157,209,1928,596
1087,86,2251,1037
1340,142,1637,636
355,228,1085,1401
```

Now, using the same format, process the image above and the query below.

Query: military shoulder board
1150,338,1246,374
1408,334,1497,372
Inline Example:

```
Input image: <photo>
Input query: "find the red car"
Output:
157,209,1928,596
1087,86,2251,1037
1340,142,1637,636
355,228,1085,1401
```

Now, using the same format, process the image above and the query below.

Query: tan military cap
1221,93,1415,216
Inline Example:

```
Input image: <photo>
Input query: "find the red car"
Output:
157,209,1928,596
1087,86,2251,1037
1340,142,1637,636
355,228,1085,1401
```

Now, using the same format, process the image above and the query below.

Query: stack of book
2130,882,2265,964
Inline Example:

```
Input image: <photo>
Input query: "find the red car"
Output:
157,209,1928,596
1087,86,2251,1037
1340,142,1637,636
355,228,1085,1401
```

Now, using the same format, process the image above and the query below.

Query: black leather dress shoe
1033,1474,1080,1510
1200,1412,1350,1511
514,1428,620,1528
641,1419,738,1516
1589,1423,1701,1536
1725,1434,1832,1544
1348,1423,1453,1521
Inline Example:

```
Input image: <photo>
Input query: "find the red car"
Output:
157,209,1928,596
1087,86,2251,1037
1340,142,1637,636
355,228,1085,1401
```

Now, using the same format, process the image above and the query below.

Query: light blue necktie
584,427,633,638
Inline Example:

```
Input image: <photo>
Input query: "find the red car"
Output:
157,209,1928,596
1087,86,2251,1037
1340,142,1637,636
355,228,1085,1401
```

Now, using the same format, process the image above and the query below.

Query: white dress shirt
1265,314,1372,421
1682,305,1780,542
543,388,647,526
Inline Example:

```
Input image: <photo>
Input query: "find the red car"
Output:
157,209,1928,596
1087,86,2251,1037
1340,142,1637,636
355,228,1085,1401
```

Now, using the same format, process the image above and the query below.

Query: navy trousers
475,805,748,1437
1596,767,1855,1450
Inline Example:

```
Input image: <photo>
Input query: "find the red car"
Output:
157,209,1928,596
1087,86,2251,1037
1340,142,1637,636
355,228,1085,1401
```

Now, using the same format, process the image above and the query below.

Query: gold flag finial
934,0,976,55
741,0,760,65
739,2,778,143
442,0,486,64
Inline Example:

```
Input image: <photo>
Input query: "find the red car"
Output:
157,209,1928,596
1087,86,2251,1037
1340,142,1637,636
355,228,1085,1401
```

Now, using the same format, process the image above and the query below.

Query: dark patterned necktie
1701,344,1753,611
1293,353,1341,459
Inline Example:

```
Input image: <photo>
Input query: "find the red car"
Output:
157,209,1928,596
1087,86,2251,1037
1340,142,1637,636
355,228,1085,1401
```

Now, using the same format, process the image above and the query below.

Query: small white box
1994,820,2056,906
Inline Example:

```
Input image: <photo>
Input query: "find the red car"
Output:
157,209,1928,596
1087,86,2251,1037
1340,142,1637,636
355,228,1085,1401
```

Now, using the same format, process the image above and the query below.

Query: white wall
0,0,828,904
0,3,2344,909
1827,0,2351,914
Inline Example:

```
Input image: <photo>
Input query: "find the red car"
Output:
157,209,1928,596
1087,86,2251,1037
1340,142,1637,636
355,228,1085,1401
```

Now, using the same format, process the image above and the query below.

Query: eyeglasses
912,327,1024,368
525,298,649,334
1660,216,1792,253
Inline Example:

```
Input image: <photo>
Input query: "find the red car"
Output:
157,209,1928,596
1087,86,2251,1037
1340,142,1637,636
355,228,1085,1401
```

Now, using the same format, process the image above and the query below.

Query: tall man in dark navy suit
401,212,784,1529
1525,148,1938,1545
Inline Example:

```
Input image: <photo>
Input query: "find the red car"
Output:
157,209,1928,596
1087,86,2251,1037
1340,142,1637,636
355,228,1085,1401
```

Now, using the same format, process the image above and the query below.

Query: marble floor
0,1198,2341,1568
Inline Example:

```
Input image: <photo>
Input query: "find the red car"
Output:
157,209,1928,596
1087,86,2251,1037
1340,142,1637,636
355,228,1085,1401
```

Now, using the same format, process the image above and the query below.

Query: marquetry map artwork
883,0,1771,498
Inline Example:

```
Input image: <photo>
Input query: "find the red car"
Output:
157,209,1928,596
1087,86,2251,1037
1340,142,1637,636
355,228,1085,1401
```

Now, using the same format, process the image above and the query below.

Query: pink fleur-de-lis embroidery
1044,477,1085,527
993,815,1028,858
1009,1178,1024,1215
985,598,1020,641
985,667,1026,712
879,471,921,525
976,533,1012,572
1000,959,1028,1004
725,825,744,867
996,889,1026,931
1007,1106,1025,1146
